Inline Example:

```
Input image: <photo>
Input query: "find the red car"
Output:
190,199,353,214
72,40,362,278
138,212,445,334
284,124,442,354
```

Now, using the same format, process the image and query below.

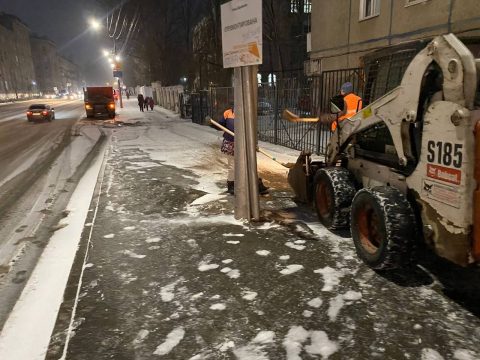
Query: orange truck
84,86,115,119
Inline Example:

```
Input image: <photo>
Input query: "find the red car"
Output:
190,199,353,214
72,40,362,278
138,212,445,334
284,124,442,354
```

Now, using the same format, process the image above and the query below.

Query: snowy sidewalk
27,99,480,359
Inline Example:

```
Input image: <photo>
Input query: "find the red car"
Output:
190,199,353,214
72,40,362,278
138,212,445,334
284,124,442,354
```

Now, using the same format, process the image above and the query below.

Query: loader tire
314,167,356,230
351,187,416,270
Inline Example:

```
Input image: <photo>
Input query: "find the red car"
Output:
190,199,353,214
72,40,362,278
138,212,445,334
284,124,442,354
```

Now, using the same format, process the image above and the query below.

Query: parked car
258,100,273,115
26,104,55,122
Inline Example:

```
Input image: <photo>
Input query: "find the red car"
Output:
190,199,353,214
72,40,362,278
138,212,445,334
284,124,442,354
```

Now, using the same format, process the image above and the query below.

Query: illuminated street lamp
89,18,101,31
102,49,110,57
115,55,121,62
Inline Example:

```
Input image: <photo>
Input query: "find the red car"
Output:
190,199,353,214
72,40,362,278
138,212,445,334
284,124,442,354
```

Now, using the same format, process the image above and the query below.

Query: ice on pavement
242,290,258,301
284,242,305,251
305,331,338,358
160,280,180,302
280,264,304,275
421,348,445,360
197,261,219,271
283,326,310,360
120,250,146,259
34,102,480,360
314,266,345,291
256,250,271,256
209,303,226,310
307,297,323,308
153,327,185,356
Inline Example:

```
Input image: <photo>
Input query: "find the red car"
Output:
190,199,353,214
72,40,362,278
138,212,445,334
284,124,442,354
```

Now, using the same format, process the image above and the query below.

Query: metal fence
184,67,363,155
190,90,210,125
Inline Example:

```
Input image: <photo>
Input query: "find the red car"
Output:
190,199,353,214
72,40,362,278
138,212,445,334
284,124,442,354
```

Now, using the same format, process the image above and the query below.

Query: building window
291,1,311,14
359,0,380,21
290,0,299,13
304,0,311,14
405,0,429,6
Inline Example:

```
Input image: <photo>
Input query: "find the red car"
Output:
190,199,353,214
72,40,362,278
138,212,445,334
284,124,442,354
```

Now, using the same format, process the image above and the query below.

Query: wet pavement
45,104,480,359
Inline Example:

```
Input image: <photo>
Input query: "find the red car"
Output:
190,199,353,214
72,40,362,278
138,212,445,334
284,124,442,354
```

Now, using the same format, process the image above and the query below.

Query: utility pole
113,40,123,109
221,0,262,221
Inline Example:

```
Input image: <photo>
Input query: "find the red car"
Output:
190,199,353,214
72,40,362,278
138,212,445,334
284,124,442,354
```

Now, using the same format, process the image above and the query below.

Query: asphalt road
0,99,82,190
0,98,99,329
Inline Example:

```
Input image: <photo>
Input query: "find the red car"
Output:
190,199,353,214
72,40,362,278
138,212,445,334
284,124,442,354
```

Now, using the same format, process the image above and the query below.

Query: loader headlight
85,104,93,110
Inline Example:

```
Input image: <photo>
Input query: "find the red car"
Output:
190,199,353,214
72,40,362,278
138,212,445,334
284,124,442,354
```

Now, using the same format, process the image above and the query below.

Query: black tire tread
314,167,356,230
351,186,416,270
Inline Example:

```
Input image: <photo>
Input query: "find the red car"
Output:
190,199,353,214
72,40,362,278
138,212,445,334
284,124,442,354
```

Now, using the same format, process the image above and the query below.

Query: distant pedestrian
137,94,144,112
126,91,130,100
148,97,154,111
144,97,149,111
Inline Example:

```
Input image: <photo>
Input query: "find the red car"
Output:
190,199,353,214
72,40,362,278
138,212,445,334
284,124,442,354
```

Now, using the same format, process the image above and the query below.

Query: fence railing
183,67,363,155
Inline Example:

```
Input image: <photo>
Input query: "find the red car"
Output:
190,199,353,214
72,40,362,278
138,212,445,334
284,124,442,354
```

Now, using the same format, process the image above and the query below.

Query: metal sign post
221,0,262,221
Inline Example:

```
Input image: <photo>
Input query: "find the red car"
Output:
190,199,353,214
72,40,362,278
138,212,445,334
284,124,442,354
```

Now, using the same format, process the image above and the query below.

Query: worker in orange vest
217,104,269,195
330,82,363,132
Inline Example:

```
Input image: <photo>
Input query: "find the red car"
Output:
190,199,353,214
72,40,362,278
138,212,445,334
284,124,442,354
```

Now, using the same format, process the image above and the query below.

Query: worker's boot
227,181,235,195
258,178,269,195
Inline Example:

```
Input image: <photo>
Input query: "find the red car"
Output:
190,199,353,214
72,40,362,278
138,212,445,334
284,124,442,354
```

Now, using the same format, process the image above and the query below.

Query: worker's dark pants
139,103,144,112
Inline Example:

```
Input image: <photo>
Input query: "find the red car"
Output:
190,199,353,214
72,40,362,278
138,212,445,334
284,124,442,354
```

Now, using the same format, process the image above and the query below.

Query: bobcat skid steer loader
289,34,480,270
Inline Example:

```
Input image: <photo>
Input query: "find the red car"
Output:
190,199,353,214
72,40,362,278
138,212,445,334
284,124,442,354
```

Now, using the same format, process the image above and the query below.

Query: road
0,99,80,190
0,98,104,329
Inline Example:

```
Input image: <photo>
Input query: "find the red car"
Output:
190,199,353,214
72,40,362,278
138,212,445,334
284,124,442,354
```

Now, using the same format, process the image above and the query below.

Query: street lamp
89,18,101,31
115,55,121,62
102,49,109,57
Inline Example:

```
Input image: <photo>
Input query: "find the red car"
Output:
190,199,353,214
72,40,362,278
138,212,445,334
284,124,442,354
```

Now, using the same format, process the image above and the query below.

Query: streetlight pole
113,40,123,109
92,17,124,109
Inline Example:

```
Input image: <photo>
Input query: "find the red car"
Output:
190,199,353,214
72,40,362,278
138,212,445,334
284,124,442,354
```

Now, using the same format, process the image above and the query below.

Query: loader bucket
287,153,312,203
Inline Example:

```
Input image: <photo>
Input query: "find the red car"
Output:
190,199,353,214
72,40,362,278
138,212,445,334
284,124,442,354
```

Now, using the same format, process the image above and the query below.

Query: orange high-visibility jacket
331,93,363,131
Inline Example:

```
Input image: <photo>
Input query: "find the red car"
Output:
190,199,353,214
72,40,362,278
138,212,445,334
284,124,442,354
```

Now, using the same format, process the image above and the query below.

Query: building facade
0,13,37,100
57,56,80,94
307,0,480,74
30,36,60,95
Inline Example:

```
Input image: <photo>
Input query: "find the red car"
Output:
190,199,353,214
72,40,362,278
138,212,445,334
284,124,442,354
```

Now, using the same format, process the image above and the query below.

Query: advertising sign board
221,0,262,68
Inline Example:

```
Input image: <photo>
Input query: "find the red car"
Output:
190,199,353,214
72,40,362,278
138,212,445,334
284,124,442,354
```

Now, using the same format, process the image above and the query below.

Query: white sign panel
221,0,262,68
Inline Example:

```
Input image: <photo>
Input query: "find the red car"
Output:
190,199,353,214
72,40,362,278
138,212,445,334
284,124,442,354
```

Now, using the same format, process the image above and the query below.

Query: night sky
0,0,113,84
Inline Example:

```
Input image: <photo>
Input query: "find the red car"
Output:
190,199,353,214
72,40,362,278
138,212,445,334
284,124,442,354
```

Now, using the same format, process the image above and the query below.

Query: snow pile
283,326,338,360
233,330,276,360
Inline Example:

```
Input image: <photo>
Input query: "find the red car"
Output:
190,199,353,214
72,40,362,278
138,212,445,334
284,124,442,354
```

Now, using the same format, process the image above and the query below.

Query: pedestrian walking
218,104,269,195
148,97,154,111
126,91,130,100
137,94,144,112
144,97,150,111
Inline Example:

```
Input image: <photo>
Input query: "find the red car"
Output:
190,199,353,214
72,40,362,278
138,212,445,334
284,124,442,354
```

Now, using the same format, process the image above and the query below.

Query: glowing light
102,49,109,57
89,18,101,31
115,55,121,62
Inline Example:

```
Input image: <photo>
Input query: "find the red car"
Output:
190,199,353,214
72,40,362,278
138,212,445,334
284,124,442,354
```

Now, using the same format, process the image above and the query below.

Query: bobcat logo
424,182,433,194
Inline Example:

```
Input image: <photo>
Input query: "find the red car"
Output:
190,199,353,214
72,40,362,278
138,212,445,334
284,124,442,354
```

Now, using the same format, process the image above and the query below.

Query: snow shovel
208,117,294,169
